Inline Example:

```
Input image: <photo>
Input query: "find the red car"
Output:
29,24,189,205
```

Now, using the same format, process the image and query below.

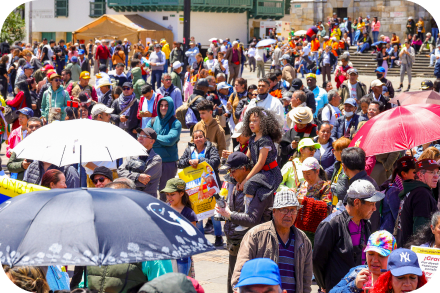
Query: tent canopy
73,14,173,46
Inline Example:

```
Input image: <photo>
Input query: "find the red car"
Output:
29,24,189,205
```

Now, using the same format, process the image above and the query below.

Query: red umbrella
390,90,440,106
349,104,440,156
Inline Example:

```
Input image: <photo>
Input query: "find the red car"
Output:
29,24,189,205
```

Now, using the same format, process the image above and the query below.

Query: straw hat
291,107,313,124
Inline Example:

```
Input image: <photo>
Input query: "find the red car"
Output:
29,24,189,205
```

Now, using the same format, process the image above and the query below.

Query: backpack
316,104,333,127
176,95,201,129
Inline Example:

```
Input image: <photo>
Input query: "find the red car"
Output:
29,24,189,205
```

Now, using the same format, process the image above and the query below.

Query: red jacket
7,91,28,131
95,45,111,60
137,92,163,120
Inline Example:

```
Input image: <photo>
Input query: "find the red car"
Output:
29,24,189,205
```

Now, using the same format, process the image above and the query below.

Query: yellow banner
178,162,220,221
411,245,440,281
0,176,50,200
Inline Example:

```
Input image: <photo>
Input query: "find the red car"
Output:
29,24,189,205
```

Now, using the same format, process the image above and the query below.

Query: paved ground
1,66,432,292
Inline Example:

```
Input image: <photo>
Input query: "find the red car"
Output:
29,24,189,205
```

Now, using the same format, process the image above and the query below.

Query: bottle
336,200,345,212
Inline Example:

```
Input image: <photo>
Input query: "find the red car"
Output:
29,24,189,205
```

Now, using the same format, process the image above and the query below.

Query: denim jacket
329,265,367,293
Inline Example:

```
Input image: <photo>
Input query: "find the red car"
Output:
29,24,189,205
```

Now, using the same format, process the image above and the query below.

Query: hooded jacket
41,84,70,121
146,96,182,163
138,272,196,293
132,67,146,100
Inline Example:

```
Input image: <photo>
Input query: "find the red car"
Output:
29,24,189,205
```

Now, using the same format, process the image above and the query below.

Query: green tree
0,8,26,44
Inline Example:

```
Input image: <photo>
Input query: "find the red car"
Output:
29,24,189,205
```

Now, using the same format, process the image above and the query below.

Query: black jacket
358,35,372,46
376,51,389,67
318,51,338,68
365,92,392,110
178,141,221,184
111,96,140,131
187,89,206,121
331,114,366,141
313,210,372,291
279,124,318,168
30,89,41,118
368,77,395,100
80,57,90,72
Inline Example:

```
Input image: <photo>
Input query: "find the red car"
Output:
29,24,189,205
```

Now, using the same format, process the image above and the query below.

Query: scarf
256,93,269,101
237,90,248,99
294,123,317,133
394,174,404,191
161,83,176,98
119,93,135,116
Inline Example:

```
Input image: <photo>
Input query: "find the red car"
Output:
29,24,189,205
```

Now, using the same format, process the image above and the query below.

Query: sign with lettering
411,246,440,280
390,12,405,18
294,4,301,8
32,9,53,19
0,176,50,204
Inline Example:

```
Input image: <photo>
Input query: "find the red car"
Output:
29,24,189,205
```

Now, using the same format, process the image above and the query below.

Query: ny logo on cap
401,162,407,167
429,160,436,164
400,252,411,262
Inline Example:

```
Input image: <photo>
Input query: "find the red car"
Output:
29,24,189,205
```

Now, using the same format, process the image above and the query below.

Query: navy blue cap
289,78,303,92
122,82,133,88
23,64,33,70
375,66,386,73
71,56,78,63
344,98,357,107
224,152,250,170
387,248,423,277
236,258,281,287
16,107,34,117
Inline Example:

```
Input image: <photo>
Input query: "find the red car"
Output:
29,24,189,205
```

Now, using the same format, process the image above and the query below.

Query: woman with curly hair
371,248,427,293
4,265,50,293
235,106,283,231
405,211,440,249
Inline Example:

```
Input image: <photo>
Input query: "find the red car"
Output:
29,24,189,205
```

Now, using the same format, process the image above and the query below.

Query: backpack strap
188,95,202,107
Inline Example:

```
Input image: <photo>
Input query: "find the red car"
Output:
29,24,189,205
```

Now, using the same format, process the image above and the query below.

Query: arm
117,158,142,183
329,267,362,293
143,155,162,190
383,152,400,172
155,121,182,147
177,147,192,169
6,91,24,107
111,100,121,124
313,222,334,289
216,129,227,157
231,232,258,288
7,152,26,174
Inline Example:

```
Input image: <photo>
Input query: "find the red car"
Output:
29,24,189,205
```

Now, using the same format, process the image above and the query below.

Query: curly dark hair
405,211,440,248
241,106,283,143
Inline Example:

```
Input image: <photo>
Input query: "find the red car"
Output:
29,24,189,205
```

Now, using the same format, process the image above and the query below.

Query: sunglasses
53,79,62,82
93,177,106,184
123,87,131,91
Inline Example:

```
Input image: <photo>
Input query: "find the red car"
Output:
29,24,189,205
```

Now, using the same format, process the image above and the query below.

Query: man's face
306,77,316,89
273,206,298,230
116,65,124,75
219,88,229,96
207,78,216,89
199,109,212,122
239,284,285,293
159,100,169,117
100,85,110,95
349,73,358,84
93,175,112,188
344,104,356,114
290,94,301,108
27,121,42,135
123,86,133,96
229,166,248,183
367,104,380,119
331,93,341,106
137,131,155,150
258,81,269,95
80,78,90,87
418,168,440,188
143,90,153,101
24,68,33,77
356,199,377,220
217,75,226,83
236,134,250,146
50,43,55,48
190,44,195,48
61,72,70,82
372,85,382,96
51,77,62,89
162,76,172,88
98,112,111,123
269,79,277,88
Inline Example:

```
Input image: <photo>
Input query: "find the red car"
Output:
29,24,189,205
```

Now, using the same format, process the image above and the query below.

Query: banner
411,246,440,280
0,176,50,204
178,162,220,221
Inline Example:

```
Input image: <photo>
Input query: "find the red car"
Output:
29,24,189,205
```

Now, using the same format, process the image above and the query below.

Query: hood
155,96,175,128
132,67,142,81
139,272,197,293
398,179,431,199
50,85,65,94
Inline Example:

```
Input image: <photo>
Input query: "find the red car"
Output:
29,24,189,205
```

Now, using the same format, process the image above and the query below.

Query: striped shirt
277,231,296,293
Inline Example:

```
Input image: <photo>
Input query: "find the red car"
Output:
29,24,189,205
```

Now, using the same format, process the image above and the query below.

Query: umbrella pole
84,266,88,288
80,145,83,188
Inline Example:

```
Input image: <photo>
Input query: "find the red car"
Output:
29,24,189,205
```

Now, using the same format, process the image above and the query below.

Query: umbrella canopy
349,104,440,156
390,90,440,106
0,188,214,267
12,119,148,167
208,38,218,42
256,39,276,47
294,30,307,36
372,41,387,46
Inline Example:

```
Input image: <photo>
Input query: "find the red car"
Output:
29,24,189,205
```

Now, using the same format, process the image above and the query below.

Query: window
55,0,69,17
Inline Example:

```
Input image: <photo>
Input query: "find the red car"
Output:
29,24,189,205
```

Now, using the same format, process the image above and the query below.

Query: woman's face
18,113,28,127
250,89,258,99
249,113,261,134
193,132,206,148
391,274,418,293
166,191,184,206
361,102,369,114
303,169,319,184
235,81,245,93
80,106,88,118
401,169,416,181
300,146,316,158
318,125,331,143
334,149,342,161
431,216,440,247
366,251,388,277
51,174,67,189
325,82,333,92
31,80,37,90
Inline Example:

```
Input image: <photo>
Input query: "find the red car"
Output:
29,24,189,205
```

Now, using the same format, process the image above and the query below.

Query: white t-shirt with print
321,104,342,125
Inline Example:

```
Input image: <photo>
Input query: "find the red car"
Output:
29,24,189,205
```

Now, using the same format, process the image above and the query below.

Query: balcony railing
107,0,253,12
90,2,106,17
252,0,284,19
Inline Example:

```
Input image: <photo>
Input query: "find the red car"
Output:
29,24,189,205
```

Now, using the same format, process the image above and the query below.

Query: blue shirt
191,148,206,160
311,86,328,118
185,47,200,68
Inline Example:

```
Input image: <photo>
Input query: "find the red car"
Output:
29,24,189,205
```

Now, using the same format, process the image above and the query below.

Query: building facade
290,0,435,41
25,0,287,46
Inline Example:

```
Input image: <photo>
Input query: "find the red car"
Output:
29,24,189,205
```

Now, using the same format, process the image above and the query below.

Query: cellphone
293,136,301,142
26,159,34,163
67,100,79,108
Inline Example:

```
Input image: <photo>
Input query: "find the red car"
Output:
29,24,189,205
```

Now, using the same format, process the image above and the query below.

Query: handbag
185,107,198,128
48,90,66,124
4,96,25,124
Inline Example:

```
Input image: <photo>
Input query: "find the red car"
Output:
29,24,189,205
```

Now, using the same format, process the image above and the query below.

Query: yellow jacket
162,43,171,59
416,20,425,33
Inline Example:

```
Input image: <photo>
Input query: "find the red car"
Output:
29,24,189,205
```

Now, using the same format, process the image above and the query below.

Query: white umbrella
256,39,276,47
13,119,148,167
294,30,307,36
209,38,218,42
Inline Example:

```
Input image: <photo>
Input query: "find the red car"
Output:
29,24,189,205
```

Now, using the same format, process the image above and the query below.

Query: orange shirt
311,39,320,52
338,40,345,50
323,40,332,50
332,42,339,56
289,40,296,49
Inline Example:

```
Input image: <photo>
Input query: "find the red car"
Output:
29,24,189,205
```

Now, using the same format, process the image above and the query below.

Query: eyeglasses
251,93,258,96
137,134,151,139
93,177,106,184
53,79,62,83
278,208,298,215
163,79,172,81
123,87,131,91
426,170,440,176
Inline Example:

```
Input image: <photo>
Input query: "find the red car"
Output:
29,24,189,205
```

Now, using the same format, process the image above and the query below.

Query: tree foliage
0,8,26,44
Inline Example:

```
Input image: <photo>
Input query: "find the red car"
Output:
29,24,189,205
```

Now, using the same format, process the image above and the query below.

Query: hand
222,150,232,159
226,101,232,111
138,174,151,185
31,104,37,110
355,269,371,289
150,62,157,66
22,159,31,170
237,178,247,191
291,140,298,150
120,115,128,122
42,117,47,124
189,159,199,168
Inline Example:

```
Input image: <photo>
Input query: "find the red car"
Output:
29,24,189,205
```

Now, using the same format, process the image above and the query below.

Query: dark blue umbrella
372,41,387,46
0,188,214,267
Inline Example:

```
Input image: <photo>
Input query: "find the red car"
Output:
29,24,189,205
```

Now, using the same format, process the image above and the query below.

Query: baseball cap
347,68,358,75
346,179,385,202
223,152,250,170
217,82,231,91
23,64,33,70
71,56,78,63
298,138,321,151
91,103,114,116
78,49,85,55
235,258,281,287
48,72,61,80
122,82,133,88
270,190,302,210
371,79,386,88
172,61,182,70
135,127,157,140
301,157,320,171
196,78,213,88
375,67,386,73
306,73,316,79
16,107,34,117
80,71,91,80
396,156,416,170
160,178,186,193
279,54,290,61
42,64,54,72
344,98,357,107
160,39,166,43
91,166,113,181
323,36,329,39
415,158,440,171
421,80,434,90
154,43,161,48
289,78,303,92
387,248,423,277
231,122,245,139
365,230,397,257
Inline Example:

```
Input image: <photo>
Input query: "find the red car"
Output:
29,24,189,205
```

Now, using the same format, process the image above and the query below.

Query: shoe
235,225,249,232
204,225,214,234
214,236,224,247
404,85,410,92
395,84,403,92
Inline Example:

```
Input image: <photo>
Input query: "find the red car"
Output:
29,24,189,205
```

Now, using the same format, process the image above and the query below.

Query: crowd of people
1,16,440,293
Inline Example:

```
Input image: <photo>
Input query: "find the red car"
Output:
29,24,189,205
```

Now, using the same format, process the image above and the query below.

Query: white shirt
255,48,266,62
220,45,227,53
321,104,342,125
245,94,285,127
204,59,218,70
248,48,256,57
302,45,311,56
350,82,358,100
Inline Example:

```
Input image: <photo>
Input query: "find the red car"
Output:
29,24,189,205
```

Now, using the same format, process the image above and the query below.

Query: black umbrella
0,188,214,267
